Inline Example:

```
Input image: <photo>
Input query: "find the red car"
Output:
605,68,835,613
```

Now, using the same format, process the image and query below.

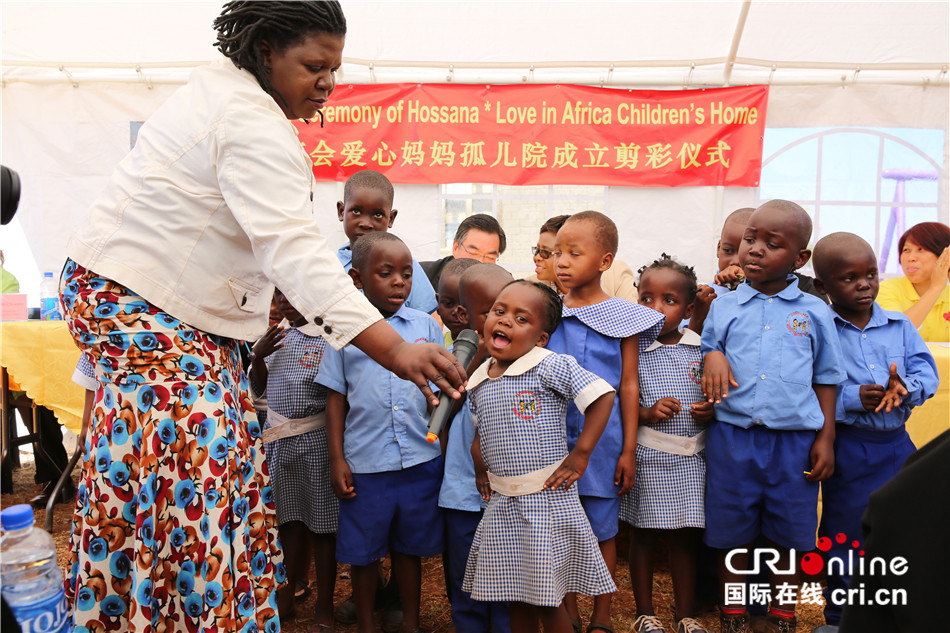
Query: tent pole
723,0,753,87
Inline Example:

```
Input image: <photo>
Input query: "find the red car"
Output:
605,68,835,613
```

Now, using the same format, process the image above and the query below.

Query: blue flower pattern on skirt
61,260,283,633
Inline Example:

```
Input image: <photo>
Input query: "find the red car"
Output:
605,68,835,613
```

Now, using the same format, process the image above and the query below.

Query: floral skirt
60,259,284,633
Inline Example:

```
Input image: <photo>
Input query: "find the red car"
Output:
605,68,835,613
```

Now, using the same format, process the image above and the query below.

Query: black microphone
426,329,479,443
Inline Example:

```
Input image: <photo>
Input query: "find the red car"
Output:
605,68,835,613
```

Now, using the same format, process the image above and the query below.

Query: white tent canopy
2,1,948,303
4,1,948,86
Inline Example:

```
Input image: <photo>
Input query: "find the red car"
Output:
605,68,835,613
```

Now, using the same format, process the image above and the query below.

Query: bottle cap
1,504,35,531
43,272,54,278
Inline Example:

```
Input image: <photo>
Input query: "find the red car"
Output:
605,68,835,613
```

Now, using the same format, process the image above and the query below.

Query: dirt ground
2,453,824,633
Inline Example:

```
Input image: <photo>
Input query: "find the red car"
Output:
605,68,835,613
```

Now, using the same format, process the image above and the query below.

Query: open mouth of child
491,331,511,349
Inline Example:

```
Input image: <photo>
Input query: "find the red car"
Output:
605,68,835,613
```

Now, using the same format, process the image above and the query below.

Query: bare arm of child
471,428,491,502
687,284,717,334
249,323,286,387
545,390,615,491
641,398,682,424
807,383,837,482
77,389,95,452
326,389,355,499
875,363,909,414
615,335,640,495
702,351,738,403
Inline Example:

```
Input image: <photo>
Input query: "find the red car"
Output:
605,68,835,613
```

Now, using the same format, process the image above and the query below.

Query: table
0,320,85,433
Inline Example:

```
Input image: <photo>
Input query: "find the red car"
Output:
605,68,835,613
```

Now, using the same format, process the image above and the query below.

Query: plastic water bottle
0,505,71,633
39,271,62,321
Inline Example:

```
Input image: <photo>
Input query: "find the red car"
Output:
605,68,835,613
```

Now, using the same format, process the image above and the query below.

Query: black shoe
334,596,356,624
30,480,76,509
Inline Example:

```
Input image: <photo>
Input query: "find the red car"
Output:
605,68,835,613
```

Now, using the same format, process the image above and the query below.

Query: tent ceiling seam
3,58,946,72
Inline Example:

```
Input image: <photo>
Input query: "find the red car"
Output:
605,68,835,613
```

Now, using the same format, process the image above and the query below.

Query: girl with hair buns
60,3,464,631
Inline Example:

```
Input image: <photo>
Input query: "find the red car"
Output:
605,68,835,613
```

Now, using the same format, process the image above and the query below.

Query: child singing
462,280,617,633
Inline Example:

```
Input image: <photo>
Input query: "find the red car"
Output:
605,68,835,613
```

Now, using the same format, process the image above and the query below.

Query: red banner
294,84,768,187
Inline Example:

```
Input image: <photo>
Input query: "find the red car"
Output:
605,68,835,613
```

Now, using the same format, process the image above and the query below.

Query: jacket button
314,316,324,326
241,295,247,306
324,325,333,335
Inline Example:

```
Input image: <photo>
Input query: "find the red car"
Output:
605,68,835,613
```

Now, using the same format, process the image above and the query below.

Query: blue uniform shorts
580,495,621,542
819,424,915,625
704,422,819,551
336,455,445,566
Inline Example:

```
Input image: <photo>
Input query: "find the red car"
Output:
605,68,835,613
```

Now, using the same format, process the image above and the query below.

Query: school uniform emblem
688,360,703,384
786,312,811,337
513,390,541,420
298,344,324,368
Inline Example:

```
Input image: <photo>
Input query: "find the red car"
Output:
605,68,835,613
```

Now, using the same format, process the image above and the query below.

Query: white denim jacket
67,59,379,346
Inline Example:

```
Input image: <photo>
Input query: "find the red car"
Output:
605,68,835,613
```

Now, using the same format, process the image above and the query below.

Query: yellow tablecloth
908,343,950,449
0,321,85,433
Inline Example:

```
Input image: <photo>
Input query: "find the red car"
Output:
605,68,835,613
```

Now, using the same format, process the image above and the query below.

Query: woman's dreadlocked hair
213,1,346,110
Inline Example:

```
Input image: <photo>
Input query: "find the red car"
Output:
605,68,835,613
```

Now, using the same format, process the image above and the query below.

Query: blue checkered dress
620,331,706,529
547,298,664,499
259,327,337,533
461,349,617,606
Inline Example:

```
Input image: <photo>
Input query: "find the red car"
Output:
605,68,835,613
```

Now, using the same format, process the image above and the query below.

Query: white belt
487,461,560,497
261,410,327,444
637,425,706,456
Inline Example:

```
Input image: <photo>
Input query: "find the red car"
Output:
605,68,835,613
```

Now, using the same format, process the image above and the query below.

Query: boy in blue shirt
336,169,438,314
701,207,827,330
811,232,938,632
438,263,513,633
317,231,444,633
701,200,846,633
436,257,480,346
711,207,755,296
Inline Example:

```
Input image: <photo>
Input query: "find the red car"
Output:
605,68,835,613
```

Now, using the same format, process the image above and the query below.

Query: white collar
468,346,553,390
643,328,701,352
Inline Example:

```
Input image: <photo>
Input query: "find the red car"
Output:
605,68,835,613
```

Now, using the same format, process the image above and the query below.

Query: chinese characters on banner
294,84,769,187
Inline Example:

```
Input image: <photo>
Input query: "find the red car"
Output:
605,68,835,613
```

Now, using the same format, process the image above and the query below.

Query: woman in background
878,221,950,342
